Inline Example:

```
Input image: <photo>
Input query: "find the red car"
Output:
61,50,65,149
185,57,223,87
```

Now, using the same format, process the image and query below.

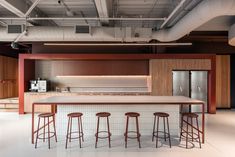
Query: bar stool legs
35,116,41,149
152,112,171,148
180,113,201,149
125,115,129,148
166,117,171,147
196,116,202,148
107,116,111,148
65,113,84,149
124,112,141,148
35,113,57,149
95,116,100,148
95,112,111,148
136,116,141,148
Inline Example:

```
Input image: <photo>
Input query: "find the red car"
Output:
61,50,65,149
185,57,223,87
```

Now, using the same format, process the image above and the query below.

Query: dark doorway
231,55,235,108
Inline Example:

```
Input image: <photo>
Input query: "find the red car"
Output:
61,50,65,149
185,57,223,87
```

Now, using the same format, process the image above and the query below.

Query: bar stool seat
180,112,201,149
65,112,84,149
35,113,57,149
38,113,54,117
154,112,169,117
152,112,171,148
182,112,199,118
95,112,111,148
67,112,83,117
96,112,111,117
124,112,141,148
125,112,140,117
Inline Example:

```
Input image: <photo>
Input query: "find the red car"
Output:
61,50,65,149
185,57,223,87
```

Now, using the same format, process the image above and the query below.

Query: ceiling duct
0,26,152,42
152,0,235,42
229,23,235,46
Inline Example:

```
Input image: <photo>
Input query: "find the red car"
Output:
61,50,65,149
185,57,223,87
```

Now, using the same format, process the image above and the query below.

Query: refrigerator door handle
179,85,183,92
197,86,201,92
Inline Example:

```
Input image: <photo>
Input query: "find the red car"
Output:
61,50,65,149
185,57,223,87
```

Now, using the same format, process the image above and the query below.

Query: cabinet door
0,56,18,99
24,93,34,112
24,93,51,113
3,57,17,80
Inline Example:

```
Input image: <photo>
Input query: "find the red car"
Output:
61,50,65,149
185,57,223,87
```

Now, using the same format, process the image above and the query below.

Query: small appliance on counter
37,80,47,92
60,87,70,93
29,80,38,92
29,78,48,92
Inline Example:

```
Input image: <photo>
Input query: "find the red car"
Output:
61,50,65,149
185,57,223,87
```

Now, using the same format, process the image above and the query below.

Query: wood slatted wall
216,55,230,108
0,56,18,98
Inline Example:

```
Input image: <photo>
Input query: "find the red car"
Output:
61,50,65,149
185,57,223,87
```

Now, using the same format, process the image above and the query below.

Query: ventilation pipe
152,0,235,42
229,23,235,46
0,26,152,42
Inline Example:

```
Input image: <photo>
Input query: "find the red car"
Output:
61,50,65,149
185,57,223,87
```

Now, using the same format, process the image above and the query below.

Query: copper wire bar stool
152,112,171,148
95,112,111,148
35,113,57,149
65,112,84,149
180,112,201,149
124,112,141,148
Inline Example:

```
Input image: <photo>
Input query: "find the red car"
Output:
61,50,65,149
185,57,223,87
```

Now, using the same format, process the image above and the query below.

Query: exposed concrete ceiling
0,0,235,44
0,0,57,26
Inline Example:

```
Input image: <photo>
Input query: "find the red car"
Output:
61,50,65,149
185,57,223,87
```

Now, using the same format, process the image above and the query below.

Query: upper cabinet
49,60,149,76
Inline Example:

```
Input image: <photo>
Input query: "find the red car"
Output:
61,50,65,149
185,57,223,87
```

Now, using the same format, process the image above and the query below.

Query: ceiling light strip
56,75,150,78
44,43,192,46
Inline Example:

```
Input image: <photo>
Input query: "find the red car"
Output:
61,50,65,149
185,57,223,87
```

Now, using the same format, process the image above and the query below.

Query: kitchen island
32,95,205,144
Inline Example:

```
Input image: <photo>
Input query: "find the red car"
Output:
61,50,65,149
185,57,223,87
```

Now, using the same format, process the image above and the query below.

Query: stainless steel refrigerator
172,71,208,113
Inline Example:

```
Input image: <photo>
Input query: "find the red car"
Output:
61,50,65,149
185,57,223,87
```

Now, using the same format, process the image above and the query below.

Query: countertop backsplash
35,60,152,93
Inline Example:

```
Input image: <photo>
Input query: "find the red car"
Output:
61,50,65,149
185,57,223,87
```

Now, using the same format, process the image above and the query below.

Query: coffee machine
29,80,38,92
29,79,48,92
37,80,47,92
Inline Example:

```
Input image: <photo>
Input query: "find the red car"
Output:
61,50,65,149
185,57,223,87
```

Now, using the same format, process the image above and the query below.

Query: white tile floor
0,110,235,157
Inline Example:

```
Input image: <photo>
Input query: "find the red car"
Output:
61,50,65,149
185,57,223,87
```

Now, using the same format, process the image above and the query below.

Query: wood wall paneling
51,61,63,76
0,56,18,99
216,55,230,108
150,59,211,95
52,60,149,76
0,56,3,98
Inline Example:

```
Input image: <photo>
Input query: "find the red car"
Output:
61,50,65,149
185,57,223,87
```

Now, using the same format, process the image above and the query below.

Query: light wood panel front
216,55,230,108
0,56,4,98
150,59,211,96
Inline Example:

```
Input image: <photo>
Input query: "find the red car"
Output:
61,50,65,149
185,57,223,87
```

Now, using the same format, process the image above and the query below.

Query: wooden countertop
33,95,205,105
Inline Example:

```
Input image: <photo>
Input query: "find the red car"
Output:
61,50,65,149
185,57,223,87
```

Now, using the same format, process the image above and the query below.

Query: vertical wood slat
216,55,230,108
0,56,18,99
0,56,3,98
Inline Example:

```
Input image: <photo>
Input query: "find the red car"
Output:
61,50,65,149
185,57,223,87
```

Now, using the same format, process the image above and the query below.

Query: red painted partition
19,54,216,114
